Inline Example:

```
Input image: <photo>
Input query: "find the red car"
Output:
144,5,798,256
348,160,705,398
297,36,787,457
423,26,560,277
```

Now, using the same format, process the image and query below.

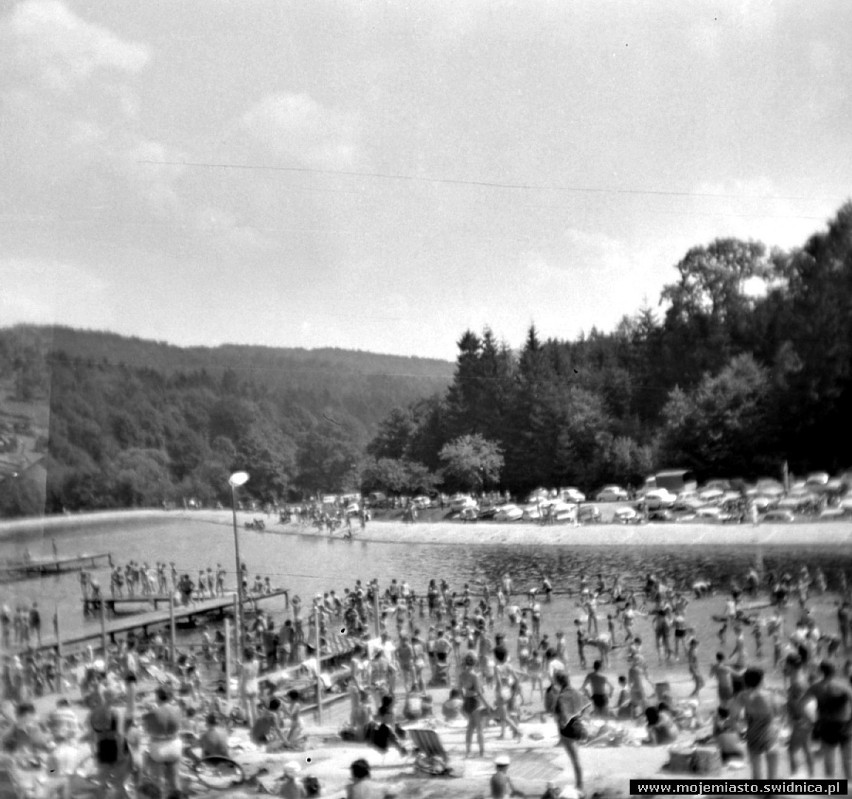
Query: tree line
1,202,850,516
363,202,852,497
0,331,450,516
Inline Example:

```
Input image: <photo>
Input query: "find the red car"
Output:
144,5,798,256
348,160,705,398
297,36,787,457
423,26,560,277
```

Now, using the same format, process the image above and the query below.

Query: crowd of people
2,560,852,797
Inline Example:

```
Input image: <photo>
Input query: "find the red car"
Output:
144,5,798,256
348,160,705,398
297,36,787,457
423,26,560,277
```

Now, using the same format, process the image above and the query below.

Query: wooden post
224,618,232,704
315,604,323,724
168,594,177,665
54,606,63,694
232,594,241,658
99,595,108,662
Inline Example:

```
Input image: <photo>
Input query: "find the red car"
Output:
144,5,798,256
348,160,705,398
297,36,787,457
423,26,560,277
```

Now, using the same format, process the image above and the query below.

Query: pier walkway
23,587,291,656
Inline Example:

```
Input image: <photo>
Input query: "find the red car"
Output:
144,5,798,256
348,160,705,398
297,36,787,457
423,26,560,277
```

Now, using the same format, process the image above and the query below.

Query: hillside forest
1,202,851,516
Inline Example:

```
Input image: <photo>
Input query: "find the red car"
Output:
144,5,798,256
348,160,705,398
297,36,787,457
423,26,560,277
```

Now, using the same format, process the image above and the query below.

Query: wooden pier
0,551,112,580
83,593,181,615
23,587,291,657
83,587,290,617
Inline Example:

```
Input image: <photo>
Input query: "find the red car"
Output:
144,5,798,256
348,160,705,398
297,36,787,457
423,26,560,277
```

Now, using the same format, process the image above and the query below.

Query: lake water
3,515,851,641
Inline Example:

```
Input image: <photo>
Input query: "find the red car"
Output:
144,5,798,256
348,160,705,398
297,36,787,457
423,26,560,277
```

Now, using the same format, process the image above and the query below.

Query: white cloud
1,0,149,92
240,92,359,168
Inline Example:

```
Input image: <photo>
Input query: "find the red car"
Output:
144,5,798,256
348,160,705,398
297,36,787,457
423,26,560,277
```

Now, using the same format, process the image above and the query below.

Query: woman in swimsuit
460,651,492,758
493,647,522,741
239,646,260,728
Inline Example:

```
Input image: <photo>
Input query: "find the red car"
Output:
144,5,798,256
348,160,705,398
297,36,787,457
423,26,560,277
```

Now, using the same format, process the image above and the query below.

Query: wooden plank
15,587,291,656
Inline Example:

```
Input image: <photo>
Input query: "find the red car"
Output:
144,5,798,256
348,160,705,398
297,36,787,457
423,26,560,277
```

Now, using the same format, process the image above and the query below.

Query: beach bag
666,745,695,773
692,745,722,774
302,774,321,796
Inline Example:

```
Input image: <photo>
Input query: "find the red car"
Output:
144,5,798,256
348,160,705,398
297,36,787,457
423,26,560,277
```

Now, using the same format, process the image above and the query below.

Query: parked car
698,487,725,503
459,506,479,522
494,503,524,522
763,509,795,523
412,495,432,509
614,506,640,524
596,485,628,502
777,493,821,513
752,479,785,497
643,489,677,510
806,472,830,486
522,504,543,522
673,495,703,512
449,494,475,512
701,479,732,492
367,491,388,507
648,509,675,522
544,500,578,523
577,505,601,523
560,487,586,503
526,488,551,504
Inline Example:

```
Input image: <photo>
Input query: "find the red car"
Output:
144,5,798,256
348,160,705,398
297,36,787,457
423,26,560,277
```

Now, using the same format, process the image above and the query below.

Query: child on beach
527,649,545,702
615,675,632,719
687,637,704,697
490,754,526,798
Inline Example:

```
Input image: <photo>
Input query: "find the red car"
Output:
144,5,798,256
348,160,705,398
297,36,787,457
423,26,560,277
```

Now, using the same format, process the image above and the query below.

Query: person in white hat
490,753,526,797
280,759,305,798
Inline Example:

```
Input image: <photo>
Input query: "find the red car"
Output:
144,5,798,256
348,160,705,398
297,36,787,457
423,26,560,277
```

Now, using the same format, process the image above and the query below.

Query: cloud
240,92,359,168
1,0,149,93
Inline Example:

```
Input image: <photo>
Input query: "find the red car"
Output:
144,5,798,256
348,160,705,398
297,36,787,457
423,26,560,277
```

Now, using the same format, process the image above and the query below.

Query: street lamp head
228,471,250,488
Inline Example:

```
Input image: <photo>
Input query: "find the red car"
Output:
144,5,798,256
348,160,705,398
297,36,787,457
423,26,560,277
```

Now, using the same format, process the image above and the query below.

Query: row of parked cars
624,472,851,523
442,470,851,524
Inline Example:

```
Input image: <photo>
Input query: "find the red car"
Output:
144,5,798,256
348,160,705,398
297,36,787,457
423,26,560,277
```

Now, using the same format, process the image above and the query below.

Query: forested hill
13,325,452,389
3,325,452,433
0,326,452,515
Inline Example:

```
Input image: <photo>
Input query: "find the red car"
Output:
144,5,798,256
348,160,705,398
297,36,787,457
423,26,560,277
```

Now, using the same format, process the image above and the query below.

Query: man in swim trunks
804,660,852,780
710,652,735,710
581,659,613,718
142,684,182,798
731,667,780,780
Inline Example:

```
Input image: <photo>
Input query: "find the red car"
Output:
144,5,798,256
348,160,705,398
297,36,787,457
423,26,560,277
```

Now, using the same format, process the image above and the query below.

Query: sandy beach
3,507,850,548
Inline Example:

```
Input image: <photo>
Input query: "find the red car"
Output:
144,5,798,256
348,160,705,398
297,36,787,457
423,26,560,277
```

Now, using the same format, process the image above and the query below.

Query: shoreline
1,507,851,548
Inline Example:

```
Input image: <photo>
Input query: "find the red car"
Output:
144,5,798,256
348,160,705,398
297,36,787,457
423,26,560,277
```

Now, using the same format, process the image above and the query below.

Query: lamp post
228,470,249,653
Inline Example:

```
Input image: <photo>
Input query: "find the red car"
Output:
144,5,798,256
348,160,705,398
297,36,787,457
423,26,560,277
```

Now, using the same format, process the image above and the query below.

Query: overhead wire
135,159,845,204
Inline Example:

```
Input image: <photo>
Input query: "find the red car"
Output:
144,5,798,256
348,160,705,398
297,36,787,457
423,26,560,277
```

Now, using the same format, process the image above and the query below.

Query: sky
1,0,850,361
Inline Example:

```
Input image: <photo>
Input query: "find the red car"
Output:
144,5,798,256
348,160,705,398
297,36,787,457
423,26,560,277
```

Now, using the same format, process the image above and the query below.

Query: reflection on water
2,516,850,640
